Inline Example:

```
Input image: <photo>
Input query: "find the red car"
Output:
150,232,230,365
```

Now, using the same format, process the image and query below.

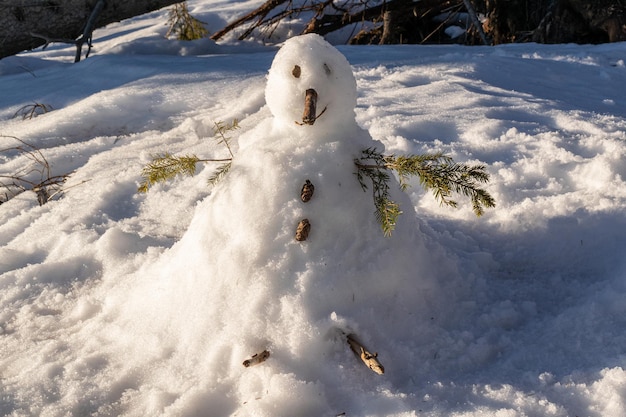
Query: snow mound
103,34,455,414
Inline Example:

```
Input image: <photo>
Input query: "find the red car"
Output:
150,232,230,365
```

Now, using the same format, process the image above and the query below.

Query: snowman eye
323,63,331,76
292,65,301,78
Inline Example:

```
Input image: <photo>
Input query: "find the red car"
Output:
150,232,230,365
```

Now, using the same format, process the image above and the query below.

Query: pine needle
137,153,200,193
375,196,402,237
354,148,400,236
355,147,496,236
386,151,495,216
208,162,232,186
166,2,209,41
213,119,239,158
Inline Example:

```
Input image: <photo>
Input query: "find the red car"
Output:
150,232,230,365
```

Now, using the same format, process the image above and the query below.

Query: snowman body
181,34,432,336
119,34,449,414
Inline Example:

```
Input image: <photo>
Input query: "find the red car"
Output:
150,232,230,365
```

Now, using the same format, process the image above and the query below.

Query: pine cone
295,218,311,241
300,179,314,202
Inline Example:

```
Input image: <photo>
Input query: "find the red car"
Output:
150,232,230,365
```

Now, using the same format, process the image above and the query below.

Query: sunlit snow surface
1,2,626,416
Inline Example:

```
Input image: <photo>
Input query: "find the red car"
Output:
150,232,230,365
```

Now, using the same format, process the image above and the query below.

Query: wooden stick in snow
242,350,270,367
346,333,384,375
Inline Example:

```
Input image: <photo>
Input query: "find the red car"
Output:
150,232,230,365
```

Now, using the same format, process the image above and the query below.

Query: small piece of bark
301,179,314,202
295,218,311,241
242,350,270,367
346,333,385,375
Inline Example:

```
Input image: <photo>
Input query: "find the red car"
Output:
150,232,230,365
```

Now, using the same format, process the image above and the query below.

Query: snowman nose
299,88,327,126
302,89,318,125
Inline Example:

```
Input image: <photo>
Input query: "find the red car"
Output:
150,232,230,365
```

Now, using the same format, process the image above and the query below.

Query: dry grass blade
12,103,53,120
0,135,75,205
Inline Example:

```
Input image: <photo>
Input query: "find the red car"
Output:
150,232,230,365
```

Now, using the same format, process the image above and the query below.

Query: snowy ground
1,1,626,416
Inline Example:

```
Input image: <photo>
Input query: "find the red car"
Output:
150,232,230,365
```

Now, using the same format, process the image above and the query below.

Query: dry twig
346,333,385,375
12,102,53,120
243,350,270,367
0,136,74,205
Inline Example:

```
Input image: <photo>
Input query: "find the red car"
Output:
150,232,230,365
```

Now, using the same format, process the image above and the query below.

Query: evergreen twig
137,119,239,192
166,2,209,41
138,153,200,193
355,147,402,237
208,162,232,186
355,147,495,236
213,119,239,158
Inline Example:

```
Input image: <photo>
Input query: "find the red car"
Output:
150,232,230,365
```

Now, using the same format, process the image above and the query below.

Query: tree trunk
379,10,399,44
0,0,181,59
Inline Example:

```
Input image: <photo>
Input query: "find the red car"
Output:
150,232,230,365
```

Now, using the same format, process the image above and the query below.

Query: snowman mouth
298,88,327,125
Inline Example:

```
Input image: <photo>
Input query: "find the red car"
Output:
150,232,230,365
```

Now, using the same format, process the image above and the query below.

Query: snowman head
265,34,357,131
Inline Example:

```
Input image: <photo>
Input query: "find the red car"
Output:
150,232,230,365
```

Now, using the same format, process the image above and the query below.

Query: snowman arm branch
354,149,495,231
354,156,400,237
138,153,234,193
196,158,233,163
213,120,239,158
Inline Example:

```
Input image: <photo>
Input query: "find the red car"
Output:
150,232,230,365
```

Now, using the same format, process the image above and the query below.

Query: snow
1,1,626,416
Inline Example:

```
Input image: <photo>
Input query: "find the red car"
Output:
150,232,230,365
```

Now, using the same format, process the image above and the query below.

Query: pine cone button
300,179,314,202
295,218,311,241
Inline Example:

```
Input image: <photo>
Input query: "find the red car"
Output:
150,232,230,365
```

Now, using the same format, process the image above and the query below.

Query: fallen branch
212,0,484,44
210,0,288,41
421,3,465,44
30,0,105,62
75,0,106,61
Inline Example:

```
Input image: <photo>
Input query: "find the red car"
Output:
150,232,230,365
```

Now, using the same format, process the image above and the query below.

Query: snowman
117,34,451,414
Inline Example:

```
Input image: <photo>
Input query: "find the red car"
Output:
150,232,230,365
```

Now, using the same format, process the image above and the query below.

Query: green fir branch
208,162,232,186
375,196,402,237
213,119,239,158
385,151,495,216
137,119,240,193
138,153,200,193
355,147,495,236
166,2,209,41
354,148,402,236
137,153,234,193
